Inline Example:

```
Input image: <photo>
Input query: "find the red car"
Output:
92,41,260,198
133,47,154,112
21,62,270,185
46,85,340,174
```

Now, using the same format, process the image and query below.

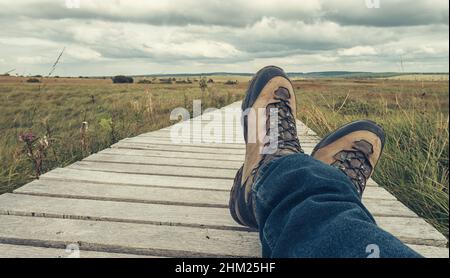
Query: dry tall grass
297,78,449,238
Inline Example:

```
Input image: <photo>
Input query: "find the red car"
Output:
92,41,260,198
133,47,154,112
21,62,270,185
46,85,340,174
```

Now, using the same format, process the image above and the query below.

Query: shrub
225,80,238,85
26,78,40,83
159,78,173,84
199,77,207,92
112,75,134,84
175,80,191,84
138,79,152,84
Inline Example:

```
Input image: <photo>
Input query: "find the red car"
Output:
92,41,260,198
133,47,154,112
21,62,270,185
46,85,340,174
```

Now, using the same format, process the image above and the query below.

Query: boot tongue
274,87,291,99
352,140,374,156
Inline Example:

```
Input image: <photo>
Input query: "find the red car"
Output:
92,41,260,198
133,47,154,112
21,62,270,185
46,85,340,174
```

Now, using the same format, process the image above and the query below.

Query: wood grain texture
0,215,261,257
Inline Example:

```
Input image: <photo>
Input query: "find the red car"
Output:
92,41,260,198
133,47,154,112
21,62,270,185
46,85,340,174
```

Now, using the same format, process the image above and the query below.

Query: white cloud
338,46,378,56
66,46,102,60
144,40,241,59
17,56,46,64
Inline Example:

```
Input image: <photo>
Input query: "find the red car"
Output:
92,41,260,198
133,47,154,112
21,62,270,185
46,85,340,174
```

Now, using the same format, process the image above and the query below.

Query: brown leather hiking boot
311,120,385,196
229,66,303,229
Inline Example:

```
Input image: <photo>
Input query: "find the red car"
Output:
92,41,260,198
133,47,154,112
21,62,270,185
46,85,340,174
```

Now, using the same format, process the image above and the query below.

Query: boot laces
251,87,303,176
331,140,374,195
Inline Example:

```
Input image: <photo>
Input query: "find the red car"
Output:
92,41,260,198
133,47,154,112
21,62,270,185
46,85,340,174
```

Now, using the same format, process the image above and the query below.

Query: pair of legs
229,66,421,258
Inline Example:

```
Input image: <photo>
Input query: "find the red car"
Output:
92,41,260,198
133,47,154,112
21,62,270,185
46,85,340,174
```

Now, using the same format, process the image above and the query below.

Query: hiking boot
311,120,385,196
229,66,303,229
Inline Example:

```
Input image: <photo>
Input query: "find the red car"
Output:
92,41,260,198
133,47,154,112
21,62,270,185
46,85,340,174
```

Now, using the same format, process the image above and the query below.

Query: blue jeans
253,153,422,258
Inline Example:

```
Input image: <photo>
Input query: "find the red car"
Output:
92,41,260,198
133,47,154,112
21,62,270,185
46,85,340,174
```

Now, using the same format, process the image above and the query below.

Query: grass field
295,78,449,238
383,74,449,81
0,75,448,238
0,76,245,193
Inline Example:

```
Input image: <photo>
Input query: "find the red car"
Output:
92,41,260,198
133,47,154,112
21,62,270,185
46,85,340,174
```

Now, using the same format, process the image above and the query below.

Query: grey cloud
0,0,447,28
0,0,448,75
324,0,449,27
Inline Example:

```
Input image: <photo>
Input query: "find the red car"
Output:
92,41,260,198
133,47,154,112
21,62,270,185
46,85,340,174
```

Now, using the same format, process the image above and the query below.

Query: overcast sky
0,0,448,76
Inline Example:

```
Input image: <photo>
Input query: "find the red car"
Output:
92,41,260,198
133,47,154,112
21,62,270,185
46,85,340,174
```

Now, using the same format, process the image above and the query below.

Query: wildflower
39,136,49,149
81,121,89,131
19,131,37,144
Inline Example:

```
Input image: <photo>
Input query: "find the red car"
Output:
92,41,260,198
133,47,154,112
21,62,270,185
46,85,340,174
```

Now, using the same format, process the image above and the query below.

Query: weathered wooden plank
14,180,414,218
0,194,442,248
0,243,154,258
165,124,316,137
406,244,449,258
69,161,237,179
112,142,246,155
98,148,245,161
132,135,318,146
155,124,316,135
135,133,247,141
10,185,417,217
154,120,242,126
152,126,318,139
136,135,246,145
134,133,317,147
124,137,317,150
166,125,243,133
69,160,377,188
85,153,243,170
376,217,447,247
159,127,244,137
0,194,245,231
42,167,380,196
142,127,320,140
15,179,394,213
364,199,417,218
15,179,231,207
0,215,261,257
366,178,378,187
69,161,377,186
42,168,232,191
122,137,245,149
364,187,397,200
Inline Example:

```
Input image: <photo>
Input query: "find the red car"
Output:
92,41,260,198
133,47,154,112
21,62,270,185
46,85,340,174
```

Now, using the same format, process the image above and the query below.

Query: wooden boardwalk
0,101,447,258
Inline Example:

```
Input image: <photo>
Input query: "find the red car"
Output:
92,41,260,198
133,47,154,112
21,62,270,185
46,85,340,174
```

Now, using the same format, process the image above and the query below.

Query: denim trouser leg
253,153,422,258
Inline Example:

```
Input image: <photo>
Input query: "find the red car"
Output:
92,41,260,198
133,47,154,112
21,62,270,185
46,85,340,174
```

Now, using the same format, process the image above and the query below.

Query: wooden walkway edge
0,101,448,258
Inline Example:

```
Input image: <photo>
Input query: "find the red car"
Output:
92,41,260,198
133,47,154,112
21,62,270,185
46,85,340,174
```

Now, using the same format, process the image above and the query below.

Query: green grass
296,78,449,238
0,78,244,194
